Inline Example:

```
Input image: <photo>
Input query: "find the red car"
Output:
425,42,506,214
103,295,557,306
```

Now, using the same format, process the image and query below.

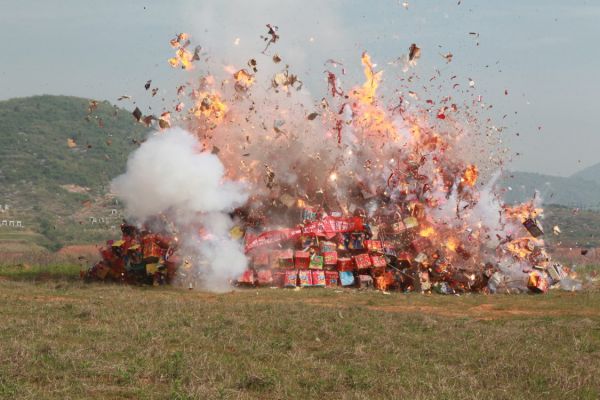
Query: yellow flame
461,164,478,187
419,226,435,238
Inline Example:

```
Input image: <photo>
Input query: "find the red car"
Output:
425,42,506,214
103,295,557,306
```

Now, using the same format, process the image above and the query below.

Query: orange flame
461,164,478,187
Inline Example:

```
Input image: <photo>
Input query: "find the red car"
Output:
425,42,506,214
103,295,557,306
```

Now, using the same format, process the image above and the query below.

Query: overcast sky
1,0,598,176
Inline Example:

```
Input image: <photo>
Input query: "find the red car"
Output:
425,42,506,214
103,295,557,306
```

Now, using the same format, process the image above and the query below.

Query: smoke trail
111,127,249,290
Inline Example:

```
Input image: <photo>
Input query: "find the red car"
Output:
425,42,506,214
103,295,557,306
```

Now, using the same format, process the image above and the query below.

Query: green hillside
0,95,149,250
573,162,600,185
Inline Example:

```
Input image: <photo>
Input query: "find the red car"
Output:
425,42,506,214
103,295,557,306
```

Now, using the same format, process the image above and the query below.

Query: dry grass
0,274,599,399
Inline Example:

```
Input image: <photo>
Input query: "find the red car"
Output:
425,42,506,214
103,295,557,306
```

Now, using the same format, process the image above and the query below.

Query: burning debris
85,33,580,294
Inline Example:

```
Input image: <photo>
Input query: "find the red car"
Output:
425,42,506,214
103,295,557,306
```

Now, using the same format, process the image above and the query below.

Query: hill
572,162,600,185
500,171,600,210
0,95,149,250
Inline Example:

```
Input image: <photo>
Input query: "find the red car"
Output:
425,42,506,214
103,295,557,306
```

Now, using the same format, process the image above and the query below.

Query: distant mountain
572,162,600,185
499,171,600,210
0,95,149,250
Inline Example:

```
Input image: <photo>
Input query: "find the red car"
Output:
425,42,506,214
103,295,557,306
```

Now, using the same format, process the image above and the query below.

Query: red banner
244,216,364,253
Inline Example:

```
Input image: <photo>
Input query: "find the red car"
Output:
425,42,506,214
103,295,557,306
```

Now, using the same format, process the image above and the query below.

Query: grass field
1,267,599,399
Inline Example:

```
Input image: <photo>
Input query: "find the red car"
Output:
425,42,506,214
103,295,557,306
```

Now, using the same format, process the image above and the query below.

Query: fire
233,69,255,92
461,164,478,187
358,52,381,104
504,203,542,222
445,237,458,252
191,91,228,124
419,226,436,238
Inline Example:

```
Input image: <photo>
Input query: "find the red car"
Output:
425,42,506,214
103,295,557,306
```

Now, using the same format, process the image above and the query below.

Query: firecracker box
347,233,365,250
309,255,324,270
295,251,311,269
527,271,548,293
256,269,273,285
95,262,110,280
278,249,295,269
238,269,256,285
311,270,326,287
411,237,432,253
374,271,395,291
337,257,354,271
548,263,566,281
284,270,298,287
253,252,269,267
370,254,387,268
323,251,338,265
298,270,313,287
273,271,286,287
358,274,374,288
325,270,339,287
320,241,337,253
382,241,397,257
365,240,383,252
339,271,355,286
142,241,162,263
523,218,544,238
403,216,419,230
302,207,318,221
353,253,372,270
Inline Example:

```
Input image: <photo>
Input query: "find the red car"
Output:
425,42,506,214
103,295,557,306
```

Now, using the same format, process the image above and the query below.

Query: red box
284,270,298,287
298,270,313,287
237,270,255,285
337,257,354,272
253,252,269,267
370,254,387,268
353,253,372,270
273,271,286,287
295,251,311,269
411,237,432,253
325,271,339,287
365,240,382,252
311,270,326,287
320,241,337,253
323,251,338,265
256,269,273,285
278,249,294,269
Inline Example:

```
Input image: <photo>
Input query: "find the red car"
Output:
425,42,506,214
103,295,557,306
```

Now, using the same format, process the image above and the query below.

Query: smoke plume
111,127,249,290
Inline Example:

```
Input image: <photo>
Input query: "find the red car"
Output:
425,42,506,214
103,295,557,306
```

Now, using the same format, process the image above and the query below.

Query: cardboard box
339,271,355,286
319,241,337,253
323,251,338,265
353,253,372,270
238,269,255,285
311,270,326,287
309,255,324,270
523,218,544,238
325,270,339,287
298,270,313,287
370,254,387,268
253,252,269,267
284,270,298,287
337,257,354,272
295,251,311,269
278,249,294,269
256,269,273,285
365,240,383,252
358,274,373,288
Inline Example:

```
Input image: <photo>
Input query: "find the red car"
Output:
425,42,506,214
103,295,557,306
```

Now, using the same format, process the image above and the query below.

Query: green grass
0,276,599,399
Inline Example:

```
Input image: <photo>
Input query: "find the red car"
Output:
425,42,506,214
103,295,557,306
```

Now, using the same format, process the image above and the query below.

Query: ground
0,268,599,399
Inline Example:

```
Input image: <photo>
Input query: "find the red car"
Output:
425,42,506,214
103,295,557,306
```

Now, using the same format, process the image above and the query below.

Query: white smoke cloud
111,127,249,291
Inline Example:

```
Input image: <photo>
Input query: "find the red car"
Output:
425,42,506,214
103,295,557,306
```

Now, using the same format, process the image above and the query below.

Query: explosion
85,31,575,294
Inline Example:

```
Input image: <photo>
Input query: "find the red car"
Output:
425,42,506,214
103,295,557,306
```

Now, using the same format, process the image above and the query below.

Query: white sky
1,0,598,176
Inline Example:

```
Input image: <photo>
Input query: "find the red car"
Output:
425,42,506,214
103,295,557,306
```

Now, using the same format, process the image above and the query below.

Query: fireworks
87,32,579,294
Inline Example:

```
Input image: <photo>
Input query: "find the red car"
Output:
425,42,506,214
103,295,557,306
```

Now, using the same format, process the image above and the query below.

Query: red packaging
142,240,162,263
237,270,255,285
311,270,326,287
278,249,294,269
337,257,354,272
298,270,313,287
284,270,298,287
411,237,432,253
294,251,311,269
370,254,387,268
323,251,338,265
319,241,337,253
256,269,273,285
325,270,339,287
273,271,286,287
365,240,382,252
353,253,372,270
253,252,269,267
